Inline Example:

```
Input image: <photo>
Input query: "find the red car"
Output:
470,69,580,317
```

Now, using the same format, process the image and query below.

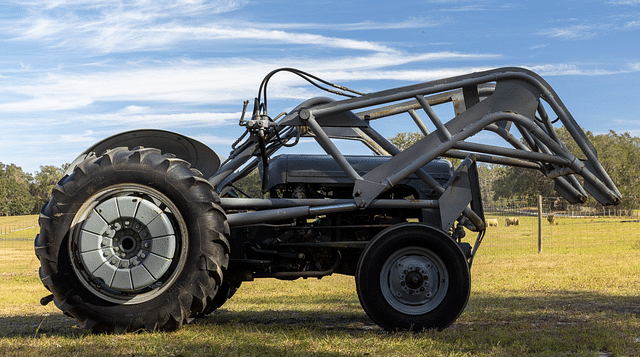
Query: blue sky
1,0,639,174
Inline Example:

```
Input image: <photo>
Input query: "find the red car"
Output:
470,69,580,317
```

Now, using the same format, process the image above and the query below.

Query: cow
505,217,520,226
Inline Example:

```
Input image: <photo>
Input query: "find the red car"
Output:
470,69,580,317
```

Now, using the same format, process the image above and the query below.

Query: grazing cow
487,219,498,227
505,217,520,226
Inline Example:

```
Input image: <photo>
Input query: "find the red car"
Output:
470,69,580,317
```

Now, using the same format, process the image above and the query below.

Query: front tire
355,223,470,331
35,147,229,332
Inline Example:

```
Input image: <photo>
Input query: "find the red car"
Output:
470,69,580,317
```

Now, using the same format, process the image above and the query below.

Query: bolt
124,220,130,227
110,259,117,265
299,109,311,120
143,242,149,248
140,253,146,259
142,232,148,238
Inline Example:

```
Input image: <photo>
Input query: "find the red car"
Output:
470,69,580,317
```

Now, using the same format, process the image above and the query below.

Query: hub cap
380,246,449,315
70,184,187,304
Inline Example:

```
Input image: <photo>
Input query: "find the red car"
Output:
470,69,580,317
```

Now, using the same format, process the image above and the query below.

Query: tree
30,165,66,214
0,163,35,216
388,132,425,150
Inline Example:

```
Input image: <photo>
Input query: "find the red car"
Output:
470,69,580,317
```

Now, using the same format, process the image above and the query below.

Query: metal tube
451,141,571,166
226,203,359,227
407,109,430,136
416,95,451,141
220,197,438,210
303,113,363,183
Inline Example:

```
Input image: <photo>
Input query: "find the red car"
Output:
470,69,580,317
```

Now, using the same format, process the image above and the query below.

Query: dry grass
0,215,639,356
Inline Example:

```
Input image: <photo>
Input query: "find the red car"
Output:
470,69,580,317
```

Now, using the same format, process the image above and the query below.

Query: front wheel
355,223,470,331
35,147,229,332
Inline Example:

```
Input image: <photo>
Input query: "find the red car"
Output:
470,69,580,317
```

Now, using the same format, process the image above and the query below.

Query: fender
65,129,221,179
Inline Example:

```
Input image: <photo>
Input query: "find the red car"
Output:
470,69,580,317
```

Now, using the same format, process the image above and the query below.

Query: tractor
35,67,621,332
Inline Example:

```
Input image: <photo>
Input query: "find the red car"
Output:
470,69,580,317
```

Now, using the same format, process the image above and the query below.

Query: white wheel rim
69,184,188,304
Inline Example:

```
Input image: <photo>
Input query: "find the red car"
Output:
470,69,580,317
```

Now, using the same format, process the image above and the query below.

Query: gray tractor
35,67,621,333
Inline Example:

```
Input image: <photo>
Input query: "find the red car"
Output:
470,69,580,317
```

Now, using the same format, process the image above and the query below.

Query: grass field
0,214,639,356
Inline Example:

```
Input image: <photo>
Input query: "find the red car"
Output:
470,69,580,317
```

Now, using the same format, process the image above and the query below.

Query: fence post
538,195,542,254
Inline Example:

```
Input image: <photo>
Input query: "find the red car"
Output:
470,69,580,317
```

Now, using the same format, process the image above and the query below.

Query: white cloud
539,25,596,40
606,0,640,4
527,64,624,76
86,111,241,128
6,1,404,54
60,130,96,143
626,20,640,27
0,52,501,113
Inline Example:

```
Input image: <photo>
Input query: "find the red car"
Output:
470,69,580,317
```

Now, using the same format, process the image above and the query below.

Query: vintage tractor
35,67,621,332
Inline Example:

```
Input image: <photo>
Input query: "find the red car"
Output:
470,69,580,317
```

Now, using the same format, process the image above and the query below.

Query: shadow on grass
0,291,640,338
0,312,84,338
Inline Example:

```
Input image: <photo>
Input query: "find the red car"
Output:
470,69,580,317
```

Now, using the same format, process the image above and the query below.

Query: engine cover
266,154,453,199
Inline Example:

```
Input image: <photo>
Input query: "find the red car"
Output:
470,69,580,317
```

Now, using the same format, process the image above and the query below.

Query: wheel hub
381,246,449,315
75,195,178,293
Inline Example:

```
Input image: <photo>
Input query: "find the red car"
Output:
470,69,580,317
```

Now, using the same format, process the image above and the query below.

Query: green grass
1,215,639,356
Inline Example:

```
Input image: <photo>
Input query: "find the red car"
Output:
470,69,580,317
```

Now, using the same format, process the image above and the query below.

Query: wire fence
2,197,640,275
0,221,38,238
481,197,640,256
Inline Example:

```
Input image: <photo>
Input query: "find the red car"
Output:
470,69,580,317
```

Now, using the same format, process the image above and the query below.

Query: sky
1,0,639,174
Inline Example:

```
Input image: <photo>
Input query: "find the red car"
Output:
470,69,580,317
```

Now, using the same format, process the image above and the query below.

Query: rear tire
35,147,229,332
198,281,242,317
355,223,470,331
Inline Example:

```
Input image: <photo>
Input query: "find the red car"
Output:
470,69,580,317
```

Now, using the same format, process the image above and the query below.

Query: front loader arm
217,67,620,232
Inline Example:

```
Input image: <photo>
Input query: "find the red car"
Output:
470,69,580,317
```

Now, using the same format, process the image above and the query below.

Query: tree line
0,163,68,216
1,128,637,216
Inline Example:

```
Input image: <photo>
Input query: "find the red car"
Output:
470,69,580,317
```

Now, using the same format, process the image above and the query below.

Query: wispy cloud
606,0,640,5
539,25,597,40
6,0,408,54
539,13,640,40
0,51,501,113
527,63,640,76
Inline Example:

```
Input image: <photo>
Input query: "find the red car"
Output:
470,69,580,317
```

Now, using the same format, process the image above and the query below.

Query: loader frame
210,67,620,234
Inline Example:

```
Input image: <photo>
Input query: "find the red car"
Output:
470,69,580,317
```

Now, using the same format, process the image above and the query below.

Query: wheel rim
69,183,188,304
380,246,449,315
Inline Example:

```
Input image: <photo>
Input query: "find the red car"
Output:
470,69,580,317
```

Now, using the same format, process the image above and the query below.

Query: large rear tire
355,223,470,331
35,147,229,332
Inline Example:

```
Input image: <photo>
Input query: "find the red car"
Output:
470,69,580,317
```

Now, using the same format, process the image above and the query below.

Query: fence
2,197,640,275
481,196,640,256
0,221,38,237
